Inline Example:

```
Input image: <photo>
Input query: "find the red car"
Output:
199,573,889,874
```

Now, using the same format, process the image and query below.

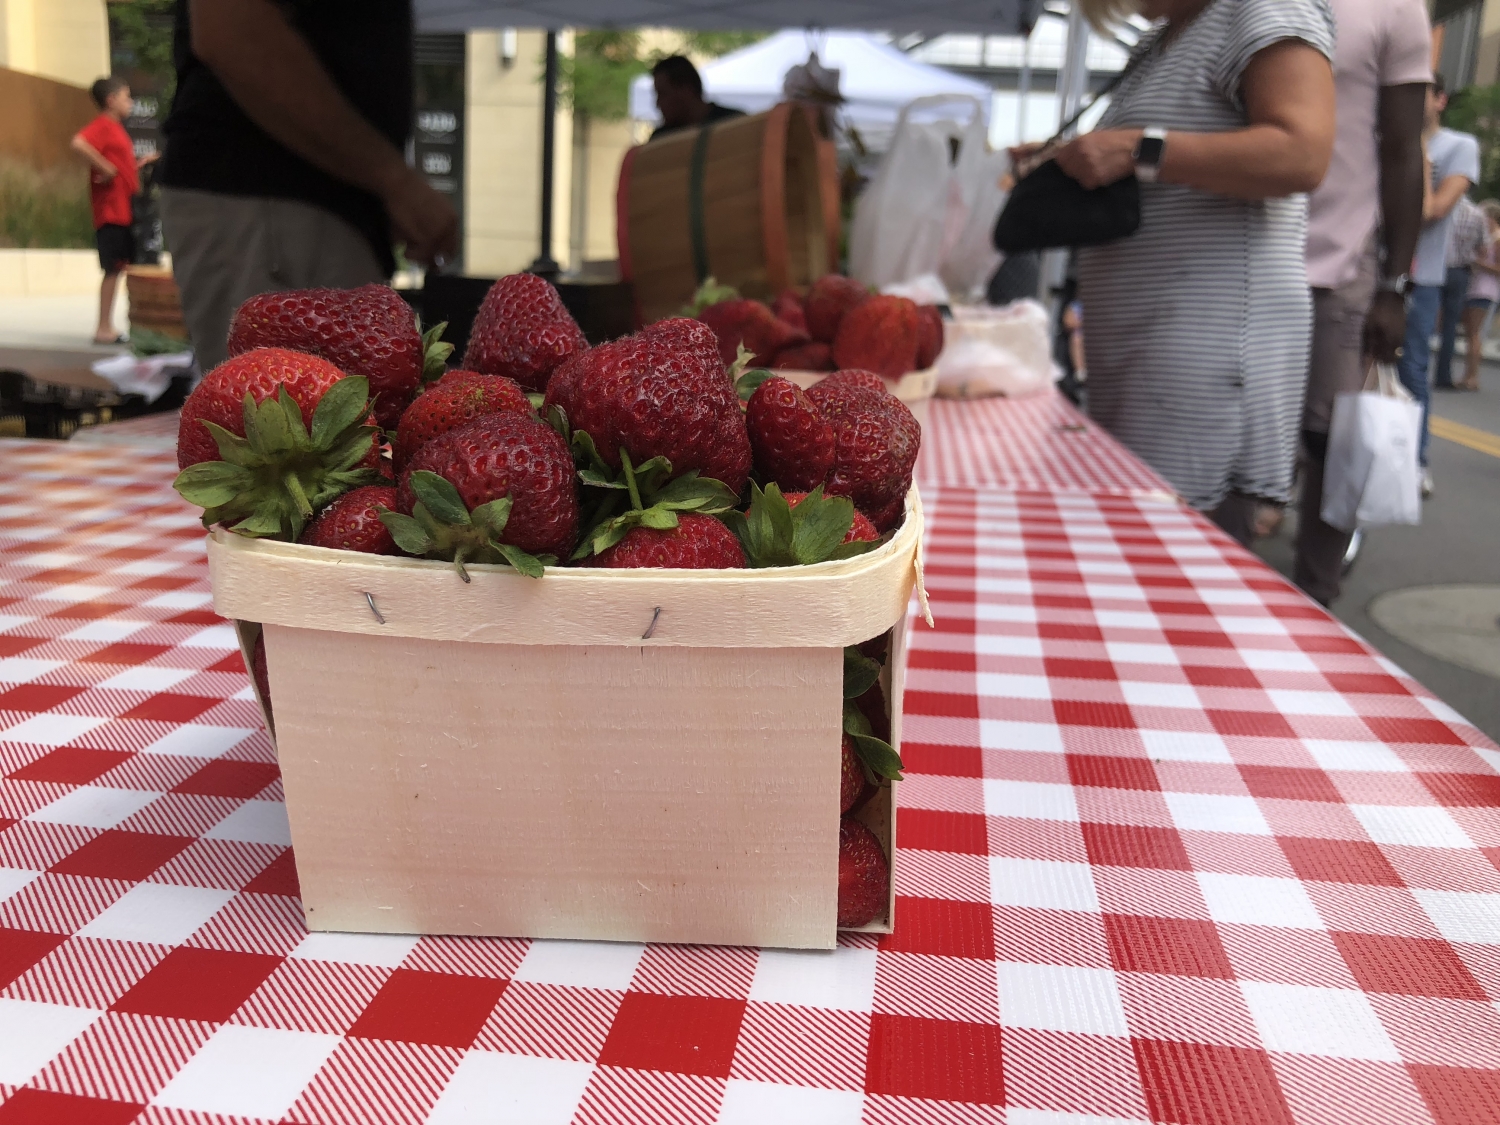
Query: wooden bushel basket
208,491,927,950
617,103,841,325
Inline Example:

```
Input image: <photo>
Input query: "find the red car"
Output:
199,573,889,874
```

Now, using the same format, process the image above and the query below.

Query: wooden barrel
125,265,188,340
617,103,840,325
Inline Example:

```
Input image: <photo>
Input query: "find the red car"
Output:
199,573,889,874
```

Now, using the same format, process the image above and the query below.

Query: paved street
1257,364,1500,742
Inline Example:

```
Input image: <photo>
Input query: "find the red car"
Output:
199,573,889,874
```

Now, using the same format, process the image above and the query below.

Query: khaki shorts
1303,242,1378,435
160,187,385,373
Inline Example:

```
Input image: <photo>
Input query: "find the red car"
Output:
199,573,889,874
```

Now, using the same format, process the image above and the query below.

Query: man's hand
1054,129,1143,190
1363,290,1406,363
377,166,458,268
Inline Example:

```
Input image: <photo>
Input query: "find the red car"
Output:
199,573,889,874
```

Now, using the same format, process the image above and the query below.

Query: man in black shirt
159,0,456,371
649,56,743,142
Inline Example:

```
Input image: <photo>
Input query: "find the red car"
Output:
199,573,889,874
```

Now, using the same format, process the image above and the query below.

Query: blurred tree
557,30,768,121
1445,84,1500,200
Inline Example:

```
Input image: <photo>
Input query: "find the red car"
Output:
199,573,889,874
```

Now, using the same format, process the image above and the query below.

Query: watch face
1136,136,1165,165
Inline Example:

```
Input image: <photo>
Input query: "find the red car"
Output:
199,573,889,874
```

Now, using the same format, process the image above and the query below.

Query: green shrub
0,160,94,249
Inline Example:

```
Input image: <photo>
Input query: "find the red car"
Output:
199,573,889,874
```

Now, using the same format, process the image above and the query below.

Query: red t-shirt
78,114,138,228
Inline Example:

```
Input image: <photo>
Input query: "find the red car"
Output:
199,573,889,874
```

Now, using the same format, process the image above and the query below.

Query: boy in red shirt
72,76,156,344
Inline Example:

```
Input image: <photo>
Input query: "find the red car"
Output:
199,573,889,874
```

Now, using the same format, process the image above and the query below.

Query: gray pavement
1255,364,1500,743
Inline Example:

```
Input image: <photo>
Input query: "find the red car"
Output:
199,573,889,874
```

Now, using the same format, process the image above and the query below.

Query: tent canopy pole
528,29,561,277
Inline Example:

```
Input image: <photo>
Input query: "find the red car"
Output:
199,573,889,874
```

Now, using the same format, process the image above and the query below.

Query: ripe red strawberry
773,290,807,332
591,513,745,569
783,491,878,543
298,485,399,554
805,275,870,343
463,272,587,392
832,295,920,379
698,298,809,366
394,370,531,468
807,370,891,407
915,305,944,369
838,818,889,927
398,412,579,560
746,377,834,491
545,318,751,493
770,342,834,371
840,734,865,814
178,348,347,469
226,284,442,429
811,383,920,532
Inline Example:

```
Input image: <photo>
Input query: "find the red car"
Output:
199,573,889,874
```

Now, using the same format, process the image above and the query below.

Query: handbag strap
1043,40,1152,147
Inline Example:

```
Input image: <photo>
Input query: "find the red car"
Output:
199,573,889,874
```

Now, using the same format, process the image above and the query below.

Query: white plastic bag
939,133,1009,304
1321,364,1422,532
934,300,1058,398
849,95,984,291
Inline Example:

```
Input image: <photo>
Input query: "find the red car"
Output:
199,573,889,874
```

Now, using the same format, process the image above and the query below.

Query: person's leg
1399,284,1439,467
260,197,385,290
1434,266,1469,388
1463,303,1486,389
95,270,122,342
1209,491,1260,548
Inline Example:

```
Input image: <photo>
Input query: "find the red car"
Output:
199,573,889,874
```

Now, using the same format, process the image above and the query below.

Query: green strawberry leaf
763,482,795,551
420,320,455,383
850,733,904,781
408,470,470,526
791,489,855,565
826,538,882,561
734,367,775,402
278,387,311,449
249,393,295,459
579,468,625,490
230,507,290,539
173,461,253,508
638,506,679,531
471,497,513,538
844,647,883,700
494,541,546,578
202,420,259,468
680,275,741,316
572,430,611,477
545,403,570,440
727,343,757,384
650,472,740,513
525,392,545,411
310,376,371,448
378,509,435,555
843,698,874,739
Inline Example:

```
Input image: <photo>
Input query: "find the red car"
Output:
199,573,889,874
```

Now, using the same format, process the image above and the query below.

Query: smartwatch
1376,273,1411,297
1133,128,1167,183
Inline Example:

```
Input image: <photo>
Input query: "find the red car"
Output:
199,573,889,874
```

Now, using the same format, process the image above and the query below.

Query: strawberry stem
284,474,313,519
620,447,644,512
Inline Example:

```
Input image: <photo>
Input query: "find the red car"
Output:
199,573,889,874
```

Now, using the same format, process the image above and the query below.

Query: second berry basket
207,488,927,950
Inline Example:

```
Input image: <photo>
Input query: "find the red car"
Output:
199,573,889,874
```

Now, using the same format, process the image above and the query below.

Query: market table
2,408,1500,1125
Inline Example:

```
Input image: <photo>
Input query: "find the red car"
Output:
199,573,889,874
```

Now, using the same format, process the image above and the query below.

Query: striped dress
1076,0,1336,510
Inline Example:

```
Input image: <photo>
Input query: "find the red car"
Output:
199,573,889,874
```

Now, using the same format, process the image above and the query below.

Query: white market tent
627,30,994,150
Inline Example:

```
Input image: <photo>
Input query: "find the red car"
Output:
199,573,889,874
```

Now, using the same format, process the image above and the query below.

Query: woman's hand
1054,130,1144,189
1007,141,1051,179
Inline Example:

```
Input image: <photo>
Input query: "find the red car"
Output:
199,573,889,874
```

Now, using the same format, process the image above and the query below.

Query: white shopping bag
849,95,985,291
1321,364,1422,532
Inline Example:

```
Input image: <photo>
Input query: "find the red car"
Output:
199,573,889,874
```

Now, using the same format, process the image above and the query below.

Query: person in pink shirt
1459,199,1500,391
1294,0,1431,607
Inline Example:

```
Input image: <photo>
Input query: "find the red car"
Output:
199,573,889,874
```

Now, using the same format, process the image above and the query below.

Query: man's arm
70,133,118,180
1364,83,1426,361
189,0,455,265
1425,173,1472,222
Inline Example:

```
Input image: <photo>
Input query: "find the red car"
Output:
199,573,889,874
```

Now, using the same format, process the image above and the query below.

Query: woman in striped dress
1049,0,1336,545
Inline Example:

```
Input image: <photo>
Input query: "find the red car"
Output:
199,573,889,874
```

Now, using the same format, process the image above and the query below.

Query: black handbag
993,57,1146,254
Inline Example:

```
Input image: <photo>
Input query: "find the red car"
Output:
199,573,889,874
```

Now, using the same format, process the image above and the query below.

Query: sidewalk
0,292,127,352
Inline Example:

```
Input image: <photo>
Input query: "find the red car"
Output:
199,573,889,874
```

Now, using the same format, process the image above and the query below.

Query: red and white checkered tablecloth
918,393,1177,497
2,436,1500,1125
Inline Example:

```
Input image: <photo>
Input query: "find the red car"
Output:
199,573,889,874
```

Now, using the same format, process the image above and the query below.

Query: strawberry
805,275,870,343
809,381,920,532
297,485,399,554
388,412,579,577
727,483,880,568
698,298,809,366
838,818,889,927
174,350,380,541
807,370,890,406
773,290,807,332
226,284,449,429
746,376,834,491
592,513,745,569
544,318,751,494
770,342,834,371
915,305,944,370
840,734,866,814
783,491,878,543
394,369,531,469
832,294,920,379
463,272,587,392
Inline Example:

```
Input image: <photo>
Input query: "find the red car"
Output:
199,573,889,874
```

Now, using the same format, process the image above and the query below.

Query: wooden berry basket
209,490,927,950
780,365,938,432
